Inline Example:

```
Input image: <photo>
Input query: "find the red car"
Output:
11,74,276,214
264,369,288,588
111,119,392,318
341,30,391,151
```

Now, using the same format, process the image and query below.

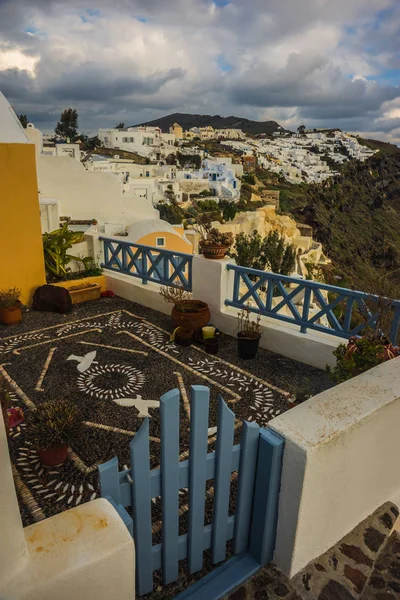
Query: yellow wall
0,144,46,304
137,232,193,254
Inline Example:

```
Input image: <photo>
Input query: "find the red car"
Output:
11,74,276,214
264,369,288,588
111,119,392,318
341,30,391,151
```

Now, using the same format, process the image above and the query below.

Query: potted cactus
26,400,82,466
0,287,22,325
199,227,234,260
236,307,263,360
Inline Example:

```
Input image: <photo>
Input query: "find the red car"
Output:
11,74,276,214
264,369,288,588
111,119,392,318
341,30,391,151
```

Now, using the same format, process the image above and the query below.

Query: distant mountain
134,113,286,135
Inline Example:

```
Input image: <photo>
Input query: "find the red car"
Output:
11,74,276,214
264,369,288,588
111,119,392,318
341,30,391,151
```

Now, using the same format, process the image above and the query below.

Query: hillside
135,113,285,135
257,138,400,294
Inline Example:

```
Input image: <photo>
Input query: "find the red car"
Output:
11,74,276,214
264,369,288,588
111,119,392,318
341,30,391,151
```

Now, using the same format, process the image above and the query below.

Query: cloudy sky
0,0,399,142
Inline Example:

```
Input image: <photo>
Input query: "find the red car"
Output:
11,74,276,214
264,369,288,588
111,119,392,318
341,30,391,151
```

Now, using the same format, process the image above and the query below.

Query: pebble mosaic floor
2,297,331,532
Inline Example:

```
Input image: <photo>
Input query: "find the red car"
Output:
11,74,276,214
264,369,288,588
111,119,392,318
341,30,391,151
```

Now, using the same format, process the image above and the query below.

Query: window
156,237,165,247
146,171,150,177
104,136,109,143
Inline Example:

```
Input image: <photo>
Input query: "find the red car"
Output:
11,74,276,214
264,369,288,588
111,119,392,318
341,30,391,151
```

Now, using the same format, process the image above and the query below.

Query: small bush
27,400,82,449
0,287,21,309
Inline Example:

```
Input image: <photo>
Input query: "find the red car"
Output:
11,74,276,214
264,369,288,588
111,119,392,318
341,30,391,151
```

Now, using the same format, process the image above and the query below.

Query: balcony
2,292,331,528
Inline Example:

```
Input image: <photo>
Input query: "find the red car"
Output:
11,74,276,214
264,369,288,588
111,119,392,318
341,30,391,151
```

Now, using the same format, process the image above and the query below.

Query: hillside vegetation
257,138,400,295
135,112,285,135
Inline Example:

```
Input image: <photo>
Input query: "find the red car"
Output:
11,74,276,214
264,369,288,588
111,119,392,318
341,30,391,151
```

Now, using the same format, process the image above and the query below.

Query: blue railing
100,237,193,291
225,264,400,344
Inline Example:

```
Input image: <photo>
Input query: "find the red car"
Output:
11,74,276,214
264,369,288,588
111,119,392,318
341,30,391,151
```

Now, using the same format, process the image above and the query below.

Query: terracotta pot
0,301,22,325
37,444,69,466
200,243,230,260
174,327,194,347
172,300,210,331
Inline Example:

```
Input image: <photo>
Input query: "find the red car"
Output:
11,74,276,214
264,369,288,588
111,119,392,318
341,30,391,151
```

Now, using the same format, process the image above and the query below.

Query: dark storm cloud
0,0,399,141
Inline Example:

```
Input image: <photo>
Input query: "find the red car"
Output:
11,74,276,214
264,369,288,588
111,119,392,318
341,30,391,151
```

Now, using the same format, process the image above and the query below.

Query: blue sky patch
217,54,232,72
136,16,148,23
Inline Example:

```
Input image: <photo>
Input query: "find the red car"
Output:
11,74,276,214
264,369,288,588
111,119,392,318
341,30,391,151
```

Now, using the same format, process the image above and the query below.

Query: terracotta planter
237,332,261,360
0,301,22,325
174,327,194,347
200,243,230,260
37,444,69,467
172,300,210,331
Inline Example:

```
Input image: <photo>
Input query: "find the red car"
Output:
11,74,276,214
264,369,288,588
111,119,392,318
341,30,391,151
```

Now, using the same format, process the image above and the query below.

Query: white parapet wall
103,256,341,369
0,409,135,600
269,357,400,578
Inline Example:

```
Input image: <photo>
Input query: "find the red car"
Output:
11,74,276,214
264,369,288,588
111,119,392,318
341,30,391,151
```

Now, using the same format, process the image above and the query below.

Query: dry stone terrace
1,295,331,528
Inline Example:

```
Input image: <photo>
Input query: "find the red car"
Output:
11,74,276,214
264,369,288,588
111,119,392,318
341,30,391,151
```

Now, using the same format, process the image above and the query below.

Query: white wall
37,156,158,225
103,258,339,370
270,357,400,577
0,92,29,143
0,394,135,600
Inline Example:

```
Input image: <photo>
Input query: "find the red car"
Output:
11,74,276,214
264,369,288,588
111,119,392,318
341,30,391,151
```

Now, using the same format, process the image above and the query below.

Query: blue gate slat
233,421,260,554
130,418,154,596
98,456,121,505
118,447,241,508
98,383,287,597
188,386,210,574
249,428,285,566
151,517,236,571
106,496,134,537
212,396,235,564
160,389,180,585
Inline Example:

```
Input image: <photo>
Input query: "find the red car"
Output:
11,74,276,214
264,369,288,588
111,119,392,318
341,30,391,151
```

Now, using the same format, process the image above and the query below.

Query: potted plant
26,400,82,466
236,307,263,360
199,227,234,260
327,278,399,383
327,336,399,383
43,224,105,302
160,285,210,331
0,287,22,325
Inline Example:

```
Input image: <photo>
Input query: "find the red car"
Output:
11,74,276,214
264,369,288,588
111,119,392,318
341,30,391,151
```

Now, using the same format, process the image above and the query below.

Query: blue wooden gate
98,386,284,599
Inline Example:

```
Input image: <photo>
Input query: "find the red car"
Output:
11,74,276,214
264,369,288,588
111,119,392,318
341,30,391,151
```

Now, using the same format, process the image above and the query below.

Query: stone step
361,531,400,600
290,502,399,600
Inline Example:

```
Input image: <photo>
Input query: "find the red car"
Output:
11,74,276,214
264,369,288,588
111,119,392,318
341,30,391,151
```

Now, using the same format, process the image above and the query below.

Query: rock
253,572,273,589
330,555,339,571
315,564,327,572
369,576,386,589
339,544,373,567
275,583,289,597
375,593,395,600
302,573,312,591
388,563,400,580
388,581,400,593
254,591,269,600
389,506,399,518
380,513,394,530
364,527,386,553
343,565,367,594
229,586,247,600
318,580,355,600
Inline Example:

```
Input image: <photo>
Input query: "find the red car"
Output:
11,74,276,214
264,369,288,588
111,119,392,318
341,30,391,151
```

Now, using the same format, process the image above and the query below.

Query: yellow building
169,122,183,141
183,131,197,141
0,93,46,305
126,219,193,254
199,126,215,140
